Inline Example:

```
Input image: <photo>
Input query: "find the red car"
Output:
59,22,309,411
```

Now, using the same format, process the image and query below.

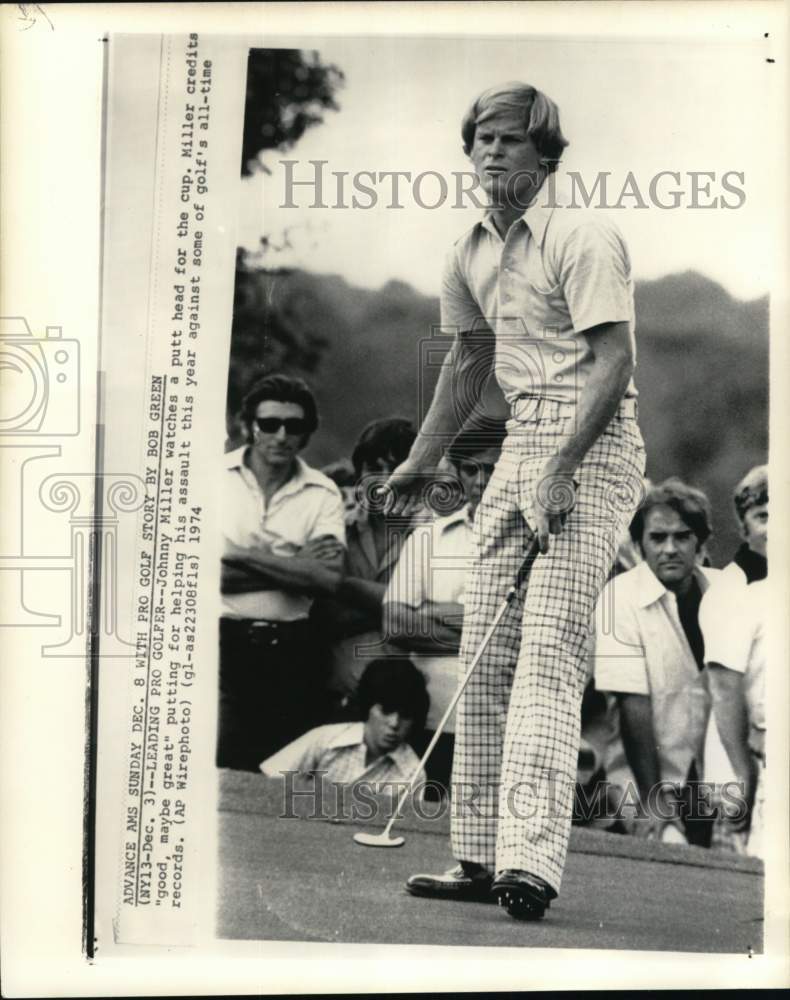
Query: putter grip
513,537,540,592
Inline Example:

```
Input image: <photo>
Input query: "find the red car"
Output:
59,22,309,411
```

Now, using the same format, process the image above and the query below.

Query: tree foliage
241,48,344,176
230,267,769,566
229,49,343,427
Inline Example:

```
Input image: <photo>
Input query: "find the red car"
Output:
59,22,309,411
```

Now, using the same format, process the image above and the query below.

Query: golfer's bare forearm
618,692,662,806
409,340,477,465
553,321,635,474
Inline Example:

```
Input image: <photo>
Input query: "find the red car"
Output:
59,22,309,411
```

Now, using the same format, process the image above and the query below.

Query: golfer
391,82,646,919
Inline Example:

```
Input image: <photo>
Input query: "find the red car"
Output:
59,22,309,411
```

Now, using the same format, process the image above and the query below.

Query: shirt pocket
520,269,571,342
524,250,561,297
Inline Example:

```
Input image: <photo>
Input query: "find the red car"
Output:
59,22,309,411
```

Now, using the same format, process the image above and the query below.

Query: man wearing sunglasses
219,374,346,771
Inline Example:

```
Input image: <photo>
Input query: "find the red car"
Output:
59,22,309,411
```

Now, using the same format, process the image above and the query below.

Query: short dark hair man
260,658,429,798
219,374,346,771
594,478,721,844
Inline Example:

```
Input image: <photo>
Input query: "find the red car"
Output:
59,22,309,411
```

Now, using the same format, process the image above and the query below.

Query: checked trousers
451,400,646,894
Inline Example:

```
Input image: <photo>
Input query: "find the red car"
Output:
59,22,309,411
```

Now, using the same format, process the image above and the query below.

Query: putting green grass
217,770,763,952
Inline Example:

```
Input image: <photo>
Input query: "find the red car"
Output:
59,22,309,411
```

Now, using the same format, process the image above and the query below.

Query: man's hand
533,458,579,554
385,458,432,518
427,600,464,631
631,814,686,843
385,600,463,653
301,534,344,563
631,787,685,842
719,767,756,834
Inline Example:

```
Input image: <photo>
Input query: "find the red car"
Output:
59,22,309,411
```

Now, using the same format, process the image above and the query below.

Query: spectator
722,464,768,584
574,478,653,825
700,465,768,856
593,478,722,845
311,418,418,716
702,580,766,857
219,374,346,771
383,421,506,792
321,458,357,512
260,658,429,800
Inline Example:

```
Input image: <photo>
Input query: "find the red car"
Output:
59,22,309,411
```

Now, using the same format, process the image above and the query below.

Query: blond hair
461,82,569,171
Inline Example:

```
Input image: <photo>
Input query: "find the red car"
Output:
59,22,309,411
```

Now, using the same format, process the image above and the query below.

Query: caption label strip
113,33,227,944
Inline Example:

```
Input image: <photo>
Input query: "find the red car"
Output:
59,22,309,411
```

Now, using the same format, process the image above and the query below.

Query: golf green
217,770,763,952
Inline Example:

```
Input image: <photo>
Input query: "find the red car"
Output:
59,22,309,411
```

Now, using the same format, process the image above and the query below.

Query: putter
354,535,540,848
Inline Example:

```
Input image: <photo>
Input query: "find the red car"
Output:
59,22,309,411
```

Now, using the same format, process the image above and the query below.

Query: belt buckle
248,619,279,646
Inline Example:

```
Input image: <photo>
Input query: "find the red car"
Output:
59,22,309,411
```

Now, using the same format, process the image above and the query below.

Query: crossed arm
221,534,344,597
384,600,464,654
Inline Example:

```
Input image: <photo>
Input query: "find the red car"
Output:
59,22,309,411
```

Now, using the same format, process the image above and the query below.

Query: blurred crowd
219,374,768,858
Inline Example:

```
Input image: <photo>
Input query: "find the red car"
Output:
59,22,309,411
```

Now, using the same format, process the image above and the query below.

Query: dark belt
220,616,308,646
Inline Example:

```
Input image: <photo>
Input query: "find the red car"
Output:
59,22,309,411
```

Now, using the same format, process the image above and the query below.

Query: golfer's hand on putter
385,457,428,518
534,463,579,554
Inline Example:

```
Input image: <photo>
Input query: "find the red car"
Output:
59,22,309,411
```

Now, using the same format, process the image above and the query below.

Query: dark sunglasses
255,417,308,436
458,460,496,477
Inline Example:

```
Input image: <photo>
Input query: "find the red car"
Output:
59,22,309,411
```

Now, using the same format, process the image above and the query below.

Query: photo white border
1,1,788,994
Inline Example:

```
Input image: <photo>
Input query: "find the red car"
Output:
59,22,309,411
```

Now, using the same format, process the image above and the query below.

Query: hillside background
227,266,768,567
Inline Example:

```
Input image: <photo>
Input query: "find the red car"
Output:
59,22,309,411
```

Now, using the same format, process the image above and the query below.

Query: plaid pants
451,400,646,894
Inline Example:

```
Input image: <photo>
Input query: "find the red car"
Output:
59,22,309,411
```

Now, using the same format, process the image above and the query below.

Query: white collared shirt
442,180,638,406
259,721,425,790
222,446,346,621
384,504,475,731
700,576,765,739
594,560,722,788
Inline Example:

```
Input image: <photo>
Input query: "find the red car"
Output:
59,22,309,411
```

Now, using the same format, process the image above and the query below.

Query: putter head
353,831,405,848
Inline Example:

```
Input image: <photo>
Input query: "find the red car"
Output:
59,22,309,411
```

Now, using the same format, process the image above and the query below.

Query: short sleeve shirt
700,576,765,735
384,506,475,731
259,721,425,790
593,560,721,787
222,447,346,621
443,181,638,406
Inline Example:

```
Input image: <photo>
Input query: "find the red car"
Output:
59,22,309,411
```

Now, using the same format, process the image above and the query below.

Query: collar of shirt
480,185,558,248
434,503,474,533
345,503,368,530
345,504,410,580
328,720,414,770
225,446,332,505
732,542,768,583
632,559,717,609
